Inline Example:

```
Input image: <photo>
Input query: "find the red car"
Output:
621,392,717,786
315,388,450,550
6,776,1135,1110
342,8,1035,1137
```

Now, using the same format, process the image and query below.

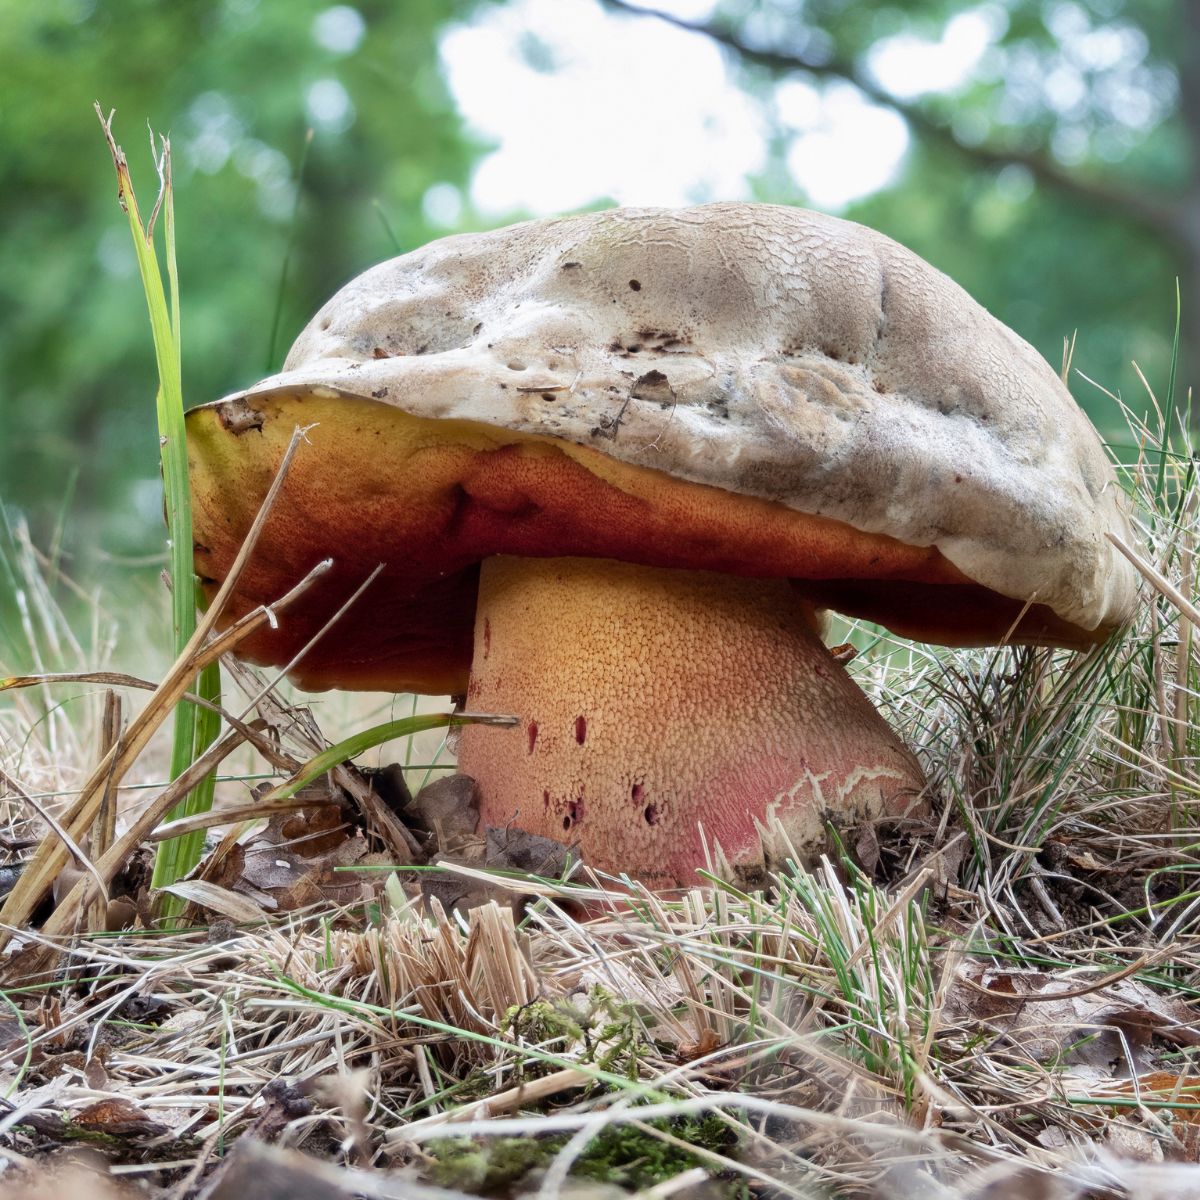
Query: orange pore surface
187,389,1094,694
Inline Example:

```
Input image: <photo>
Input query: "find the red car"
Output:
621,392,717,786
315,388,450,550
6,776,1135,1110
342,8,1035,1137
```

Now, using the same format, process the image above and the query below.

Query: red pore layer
187,389,1104,694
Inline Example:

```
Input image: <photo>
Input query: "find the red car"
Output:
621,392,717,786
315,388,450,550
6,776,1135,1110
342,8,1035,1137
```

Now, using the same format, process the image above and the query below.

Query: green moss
574,1113,739,1192
505,987,624,1047
425,990,744,1195
505,998,588,1046
425,1134,567,1193
504,986,648,1081
423,1113,745,1197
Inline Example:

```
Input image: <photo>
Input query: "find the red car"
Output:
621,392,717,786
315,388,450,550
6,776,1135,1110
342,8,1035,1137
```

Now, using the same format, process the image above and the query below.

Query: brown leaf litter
944,962,1200,1076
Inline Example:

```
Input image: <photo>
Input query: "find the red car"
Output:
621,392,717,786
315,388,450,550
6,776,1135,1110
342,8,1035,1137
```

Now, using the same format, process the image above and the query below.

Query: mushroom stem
457,556,925,887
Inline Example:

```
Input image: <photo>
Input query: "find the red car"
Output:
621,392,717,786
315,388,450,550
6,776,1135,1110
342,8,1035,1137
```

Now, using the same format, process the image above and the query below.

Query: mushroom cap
188,203,1137,693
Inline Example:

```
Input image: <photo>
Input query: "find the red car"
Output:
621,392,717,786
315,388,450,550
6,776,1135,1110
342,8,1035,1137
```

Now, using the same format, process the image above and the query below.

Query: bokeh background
0,0,1192,583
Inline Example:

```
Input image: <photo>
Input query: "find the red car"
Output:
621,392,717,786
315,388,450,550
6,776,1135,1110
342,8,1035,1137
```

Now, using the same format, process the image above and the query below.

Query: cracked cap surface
188,202,1138,691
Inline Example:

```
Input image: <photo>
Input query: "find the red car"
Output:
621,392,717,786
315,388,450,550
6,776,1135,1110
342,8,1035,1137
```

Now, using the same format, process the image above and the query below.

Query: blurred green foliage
0,0,476,559
709,0,1191,443
0,0,1191,578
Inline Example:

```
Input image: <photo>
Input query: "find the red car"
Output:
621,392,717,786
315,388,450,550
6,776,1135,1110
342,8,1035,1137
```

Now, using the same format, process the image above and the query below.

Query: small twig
91,688,123,930
147,796,338,842
0,669,305,776
959,947,1174,1003
237,561,384,718
1,670,159,693
1027,867,1066,931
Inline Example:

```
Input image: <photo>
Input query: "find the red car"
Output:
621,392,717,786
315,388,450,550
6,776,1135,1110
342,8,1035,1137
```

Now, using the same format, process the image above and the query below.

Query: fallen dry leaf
1106,1070,1200,1110
676,1027,726,1063
407,774,482,858
82,1055,108,1090
241,1078,316,1145
484,825,572,876
402,775,574,912
234,804,386,913
945,965,1200,1077
72,1096,168,1138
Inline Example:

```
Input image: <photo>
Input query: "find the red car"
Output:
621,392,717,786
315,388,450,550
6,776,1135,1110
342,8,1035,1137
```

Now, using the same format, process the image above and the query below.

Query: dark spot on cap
643,804,658,825
372,346,391,360
563,261,581,270
527,719,538,754
575,715,587,745
631,369,674,405
628,279,641,291
217,398,266,436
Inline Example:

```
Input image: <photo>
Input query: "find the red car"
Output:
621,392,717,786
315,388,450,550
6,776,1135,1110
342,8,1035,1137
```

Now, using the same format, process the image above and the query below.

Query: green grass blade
97,109,219,910
266,127,313,373
260,711,517,803
154,660,223,918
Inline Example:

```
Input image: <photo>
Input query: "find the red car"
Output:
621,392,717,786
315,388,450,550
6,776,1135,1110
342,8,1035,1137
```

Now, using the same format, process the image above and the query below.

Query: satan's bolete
188,203,1137,887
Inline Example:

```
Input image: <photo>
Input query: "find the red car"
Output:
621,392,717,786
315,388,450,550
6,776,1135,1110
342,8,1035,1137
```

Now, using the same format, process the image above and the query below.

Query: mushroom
187,203,1137,888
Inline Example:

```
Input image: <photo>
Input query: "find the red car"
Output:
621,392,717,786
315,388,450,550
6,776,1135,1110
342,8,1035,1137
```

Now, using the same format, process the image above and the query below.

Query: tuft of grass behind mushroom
0,118,516,961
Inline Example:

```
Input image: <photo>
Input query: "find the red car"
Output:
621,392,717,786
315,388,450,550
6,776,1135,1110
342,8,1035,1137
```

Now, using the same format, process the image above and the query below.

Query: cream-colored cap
262,202,1137,636
189,203,1137,692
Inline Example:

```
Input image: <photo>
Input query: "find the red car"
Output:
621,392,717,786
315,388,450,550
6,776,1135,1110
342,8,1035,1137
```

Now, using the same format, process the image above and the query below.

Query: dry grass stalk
89,687,123,933
0,426,323,955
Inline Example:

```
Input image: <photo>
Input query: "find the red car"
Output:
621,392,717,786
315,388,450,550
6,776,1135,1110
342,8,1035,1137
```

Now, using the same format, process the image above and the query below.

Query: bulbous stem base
457,556,925,887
